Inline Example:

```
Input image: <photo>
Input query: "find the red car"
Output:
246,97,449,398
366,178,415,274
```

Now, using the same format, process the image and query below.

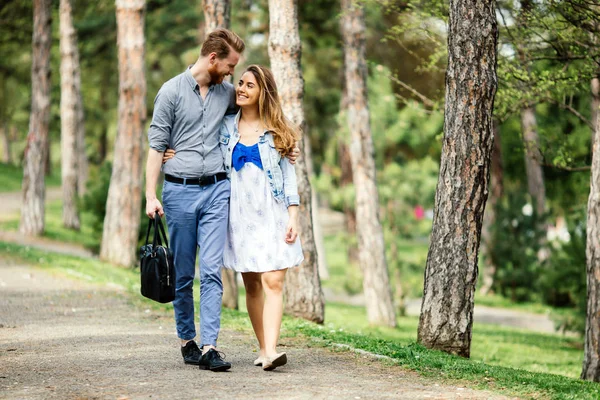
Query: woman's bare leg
242,272,265,358
261,269,287,358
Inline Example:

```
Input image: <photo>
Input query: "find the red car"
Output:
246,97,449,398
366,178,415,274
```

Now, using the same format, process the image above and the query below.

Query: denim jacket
219,113,300,208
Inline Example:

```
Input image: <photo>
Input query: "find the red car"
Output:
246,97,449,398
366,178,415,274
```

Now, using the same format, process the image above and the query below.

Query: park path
0,260,517,400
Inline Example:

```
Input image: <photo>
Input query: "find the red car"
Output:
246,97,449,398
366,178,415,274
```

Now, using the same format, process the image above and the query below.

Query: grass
0,200,99,250
322,232,430,297
0,162,61,193
1,241,598,399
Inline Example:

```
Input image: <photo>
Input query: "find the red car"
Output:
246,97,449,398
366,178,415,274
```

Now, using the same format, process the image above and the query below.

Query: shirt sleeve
147,85,176,152
225,82,239,116
280,157,300,207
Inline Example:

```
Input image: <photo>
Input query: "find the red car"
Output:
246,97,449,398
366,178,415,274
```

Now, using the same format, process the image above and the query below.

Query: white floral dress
223,143,304,273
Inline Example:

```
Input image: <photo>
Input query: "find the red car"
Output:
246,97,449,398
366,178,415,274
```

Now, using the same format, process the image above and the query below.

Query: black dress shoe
181,341,202,365
199,349,231,372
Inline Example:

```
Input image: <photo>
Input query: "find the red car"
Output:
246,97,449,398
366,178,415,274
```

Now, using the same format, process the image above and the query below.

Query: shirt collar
184,67,199,91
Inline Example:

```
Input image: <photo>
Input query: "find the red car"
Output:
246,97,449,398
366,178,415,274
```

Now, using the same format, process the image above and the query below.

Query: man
145,29,244,372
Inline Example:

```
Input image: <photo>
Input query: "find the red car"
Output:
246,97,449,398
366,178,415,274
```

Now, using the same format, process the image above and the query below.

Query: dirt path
0,260,517,400
0,188,62,222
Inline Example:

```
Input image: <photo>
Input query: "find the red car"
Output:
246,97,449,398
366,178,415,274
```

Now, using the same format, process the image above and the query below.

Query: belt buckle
199,175,214,186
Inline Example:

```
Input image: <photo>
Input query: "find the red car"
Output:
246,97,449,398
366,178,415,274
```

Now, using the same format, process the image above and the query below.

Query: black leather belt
165,173,227,186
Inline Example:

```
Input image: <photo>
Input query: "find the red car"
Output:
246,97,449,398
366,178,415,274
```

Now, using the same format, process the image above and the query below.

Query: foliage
541,220,587,335
490,192,547,303
81,162,112,252
490,191,586,334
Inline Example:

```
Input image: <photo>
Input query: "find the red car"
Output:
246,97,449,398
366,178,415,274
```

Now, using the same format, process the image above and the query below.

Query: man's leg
163,182,202,342
197,179,230,348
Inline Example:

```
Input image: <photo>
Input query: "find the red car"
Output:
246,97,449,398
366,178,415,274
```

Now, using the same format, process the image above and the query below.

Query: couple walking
145,28,303,372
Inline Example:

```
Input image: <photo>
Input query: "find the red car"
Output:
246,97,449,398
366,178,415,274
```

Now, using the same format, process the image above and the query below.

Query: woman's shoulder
221,114,237,135
262,131,276,145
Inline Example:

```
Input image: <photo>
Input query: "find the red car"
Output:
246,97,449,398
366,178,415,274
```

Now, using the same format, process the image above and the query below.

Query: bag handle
146,211,164,250
145,215,153,245
156,216,169,248
146,211,169,249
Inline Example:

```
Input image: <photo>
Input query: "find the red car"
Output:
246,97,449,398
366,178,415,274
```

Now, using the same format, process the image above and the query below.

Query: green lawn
0,162,61,193
1,241,598,400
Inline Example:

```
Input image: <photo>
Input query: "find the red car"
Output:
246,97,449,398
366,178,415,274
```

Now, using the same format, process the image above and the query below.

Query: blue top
232,142,263,171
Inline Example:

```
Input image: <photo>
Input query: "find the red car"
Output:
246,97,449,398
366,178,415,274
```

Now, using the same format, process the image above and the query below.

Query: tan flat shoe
253,356,265,366
262,352,287,371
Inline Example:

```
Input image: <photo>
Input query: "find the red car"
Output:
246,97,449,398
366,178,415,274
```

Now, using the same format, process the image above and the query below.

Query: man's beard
208,67,225,85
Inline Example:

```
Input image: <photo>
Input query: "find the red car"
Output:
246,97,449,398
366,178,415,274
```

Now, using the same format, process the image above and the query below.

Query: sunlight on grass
0,162,61,193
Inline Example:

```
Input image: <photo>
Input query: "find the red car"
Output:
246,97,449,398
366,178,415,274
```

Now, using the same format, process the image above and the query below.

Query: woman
164,65,303,371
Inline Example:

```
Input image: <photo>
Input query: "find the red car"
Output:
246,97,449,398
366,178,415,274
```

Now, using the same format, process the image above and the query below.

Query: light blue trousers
162,178,230,346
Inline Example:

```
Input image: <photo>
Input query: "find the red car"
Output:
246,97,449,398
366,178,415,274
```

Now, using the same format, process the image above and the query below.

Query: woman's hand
285,206,300,244
162,149,176,164
286,145,300,164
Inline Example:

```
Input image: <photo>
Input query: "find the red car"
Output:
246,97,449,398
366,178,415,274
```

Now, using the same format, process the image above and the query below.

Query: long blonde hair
244,65,300,156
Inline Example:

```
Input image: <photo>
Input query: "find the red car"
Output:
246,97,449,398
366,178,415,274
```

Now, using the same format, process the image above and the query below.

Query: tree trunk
202,0,230,36
100,0,147,267
77,88,88,195
59,0,82,230
1,123,10,164
521,105,546,215
480,120,503,296
592,76,599,144
417,0,497,358
341,0,396,327
268,0,325,323
582,75,600,381
338,74,358,263
20,0,52,236
201,0,238,309
517,0,546,217
98,70,110,164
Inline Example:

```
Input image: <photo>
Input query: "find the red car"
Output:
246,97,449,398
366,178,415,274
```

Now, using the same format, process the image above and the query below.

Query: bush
82,163,112,252
490,192,547,302
540,221,586,334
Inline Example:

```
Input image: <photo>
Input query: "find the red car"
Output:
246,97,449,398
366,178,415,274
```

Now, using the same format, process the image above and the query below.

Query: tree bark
98,69,110,164
268,0,325,323
202,0,230,37
417,0,497,358
518,0,546,217
20,0,52,236
592,76,599,144
1,123,10,164
480,120,503,295
77,86,88,195
60,0,82,230
341,0,396,327
338,68,358,263
201,0,238,309
100,0,147,267
582,74,600,381
521,105,546,215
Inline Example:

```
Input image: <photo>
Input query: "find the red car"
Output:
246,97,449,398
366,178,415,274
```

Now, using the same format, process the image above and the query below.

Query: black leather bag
139,213,176,303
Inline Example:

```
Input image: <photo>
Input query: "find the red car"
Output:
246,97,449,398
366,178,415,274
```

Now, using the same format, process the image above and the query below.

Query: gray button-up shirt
148,68,237,178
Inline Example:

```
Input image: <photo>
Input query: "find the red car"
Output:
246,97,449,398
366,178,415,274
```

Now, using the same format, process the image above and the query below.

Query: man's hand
146,197,164,219
163,149,176,164
287,145,301,165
